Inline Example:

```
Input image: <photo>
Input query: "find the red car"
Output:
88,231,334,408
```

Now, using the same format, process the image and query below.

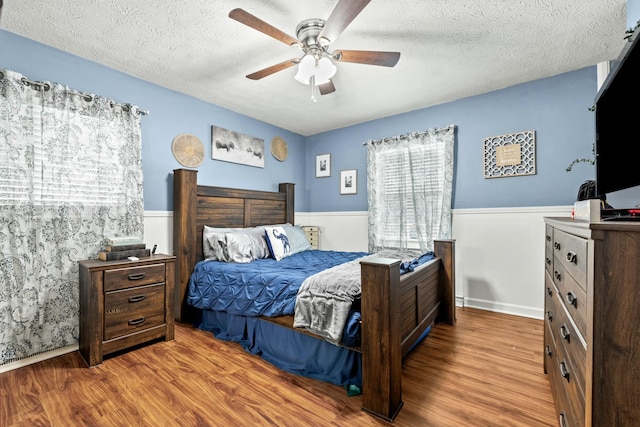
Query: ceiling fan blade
229,8,299,47
246,59,298,80
318,0,371,45
334,50,400,67
319,80,336,95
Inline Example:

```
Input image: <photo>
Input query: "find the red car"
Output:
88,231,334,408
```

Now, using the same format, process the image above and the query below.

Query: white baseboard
463,297,543,320
0,344,79,373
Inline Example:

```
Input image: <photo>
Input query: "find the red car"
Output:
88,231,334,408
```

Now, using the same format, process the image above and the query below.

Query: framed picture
483,130,536,178
340,169,357,195
316,154,331,177
211,125,265,168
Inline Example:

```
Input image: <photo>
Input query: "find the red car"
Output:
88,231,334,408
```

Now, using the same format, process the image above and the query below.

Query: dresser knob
545,257,551,266
566,251,577,264
554,271,561,281
560,324,570,341
566,292,577,306
546,235,551,242
554,242,561,250
547,287,553,296
546,311,553,322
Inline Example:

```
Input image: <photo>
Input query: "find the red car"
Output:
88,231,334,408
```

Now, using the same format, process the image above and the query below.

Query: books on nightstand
99,236,148,261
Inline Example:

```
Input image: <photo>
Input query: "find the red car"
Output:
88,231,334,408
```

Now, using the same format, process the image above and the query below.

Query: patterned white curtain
0,69,144,365
366,126,455,253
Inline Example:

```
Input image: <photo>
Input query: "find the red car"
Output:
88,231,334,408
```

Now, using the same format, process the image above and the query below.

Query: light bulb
314,57,337,84
294,55,315,85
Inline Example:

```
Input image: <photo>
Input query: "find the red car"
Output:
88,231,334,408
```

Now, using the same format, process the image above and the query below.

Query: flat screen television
595,29,640,199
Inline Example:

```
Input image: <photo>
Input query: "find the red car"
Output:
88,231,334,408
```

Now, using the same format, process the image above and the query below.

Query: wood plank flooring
0,308,557,426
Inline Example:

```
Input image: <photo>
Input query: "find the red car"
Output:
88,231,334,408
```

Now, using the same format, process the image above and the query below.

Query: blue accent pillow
264,226,292,261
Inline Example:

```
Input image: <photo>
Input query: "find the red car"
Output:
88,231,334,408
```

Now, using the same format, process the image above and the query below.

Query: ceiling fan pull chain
311,75,318,102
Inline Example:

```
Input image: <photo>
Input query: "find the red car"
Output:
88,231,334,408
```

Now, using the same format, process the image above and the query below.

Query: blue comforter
187,250,368,317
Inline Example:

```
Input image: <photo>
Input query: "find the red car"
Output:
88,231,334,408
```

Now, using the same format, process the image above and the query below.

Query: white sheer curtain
366,126,455,253
0,69,144,365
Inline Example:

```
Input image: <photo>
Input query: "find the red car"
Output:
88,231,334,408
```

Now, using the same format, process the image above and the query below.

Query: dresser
543,218,640,426
302,225,319,249
79,254,176,367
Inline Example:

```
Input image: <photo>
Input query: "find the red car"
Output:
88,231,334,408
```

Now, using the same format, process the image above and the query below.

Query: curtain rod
0,70,150,116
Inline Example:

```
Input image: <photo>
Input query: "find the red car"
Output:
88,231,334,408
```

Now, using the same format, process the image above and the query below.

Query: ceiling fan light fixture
315,57,337,84
294,54,315,84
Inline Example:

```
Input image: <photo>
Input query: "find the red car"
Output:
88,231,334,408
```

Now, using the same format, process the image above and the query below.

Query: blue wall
2,29,603,212
0,30,307,211
629,0,640,28
307,68,598,210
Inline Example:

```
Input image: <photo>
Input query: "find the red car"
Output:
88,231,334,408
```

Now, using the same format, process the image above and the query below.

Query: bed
172,168,456,421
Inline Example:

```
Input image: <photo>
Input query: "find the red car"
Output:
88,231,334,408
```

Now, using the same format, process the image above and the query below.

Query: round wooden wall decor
172,134,204,168
270,136,288,162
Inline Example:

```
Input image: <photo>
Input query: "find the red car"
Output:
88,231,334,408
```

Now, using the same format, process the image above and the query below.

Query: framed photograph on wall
211,125,265,168
340,169,357,195
316,154,331,177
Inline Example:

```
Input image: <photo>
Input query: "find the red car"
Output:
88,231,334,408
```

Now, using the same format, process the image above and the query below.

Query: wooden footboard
172,168,455,422
360,240,455,421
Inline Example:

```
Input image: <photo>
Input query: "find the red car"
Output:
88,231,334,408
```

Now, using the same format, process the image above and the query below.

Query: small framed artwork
316,154,331,177
340,169,357,195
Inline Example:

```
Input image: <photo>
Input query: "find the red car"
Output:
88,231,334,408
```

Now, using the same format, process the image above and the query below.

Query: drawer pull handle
559,413,567,427
546,235,551,242
545,345,552,357
560,324,570,341
566,292,577,306
128,295,146,303
128,273,146,281
559,361,570,380
545,257,551,266
546,287,553,297
554,242,561,250
566,251,577,264
128,317,146,326
554,270,561,281
546,311,553,322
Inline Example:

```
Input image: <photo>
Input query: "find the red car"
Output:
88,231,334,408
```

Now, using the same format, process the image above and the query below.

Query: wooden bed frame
172,168,456,421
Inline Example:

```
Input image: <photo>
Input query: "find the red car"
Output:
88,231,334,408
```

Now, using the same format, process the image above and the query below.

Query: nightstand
302,226,319,249
79,254,175,367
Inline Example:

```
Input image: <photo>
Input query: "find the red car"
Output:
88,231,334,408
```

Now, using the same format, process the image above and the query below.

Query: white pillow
223,231,271,263
203,226,269,261
264,226,293,261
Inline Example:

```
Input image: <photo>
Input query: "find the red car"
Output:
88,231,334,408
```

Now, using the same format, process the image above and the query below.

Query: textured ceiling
0,0,627,136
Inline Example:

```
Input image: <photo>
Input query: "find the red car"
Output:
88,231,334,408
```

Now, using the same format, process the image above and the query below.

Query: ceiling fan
229,0,400,101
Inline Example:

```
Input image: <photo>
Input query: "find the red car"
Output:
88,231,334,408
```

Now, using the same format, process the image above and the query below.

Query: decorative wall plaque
483,130,536,178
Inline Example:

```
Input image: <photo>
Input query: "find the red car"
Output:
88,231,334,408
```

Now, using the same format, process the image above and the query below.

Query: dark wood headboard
172,168,294,322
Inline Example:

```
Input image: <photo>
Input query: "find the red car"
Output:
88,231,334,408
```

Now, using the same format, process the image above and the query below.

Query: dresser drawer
552,229,587,291
553,293,586,400
551,262,587,339
545,246,554,277
104,283,166,340
547,332,585,427
104,263,166,292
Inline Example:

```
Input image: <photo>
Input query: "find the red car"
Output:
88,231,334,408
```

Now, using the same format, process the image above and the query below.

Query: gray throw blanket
293,255,373,345
294,249,425,345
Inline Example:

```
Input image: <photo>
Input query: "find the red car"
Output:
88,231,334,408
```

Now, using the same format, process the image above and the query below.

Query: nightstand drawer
104,283,165,340
104,263,166,292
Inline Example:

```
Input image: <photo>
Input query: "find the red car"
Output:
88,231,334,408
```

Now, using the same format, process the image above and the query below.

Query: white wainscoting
451,206,571,319
146,206,572,319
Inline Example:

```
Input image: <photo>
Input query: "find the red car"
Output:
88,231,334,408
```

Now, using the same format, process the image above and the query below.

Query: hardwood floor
1,308,556,426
